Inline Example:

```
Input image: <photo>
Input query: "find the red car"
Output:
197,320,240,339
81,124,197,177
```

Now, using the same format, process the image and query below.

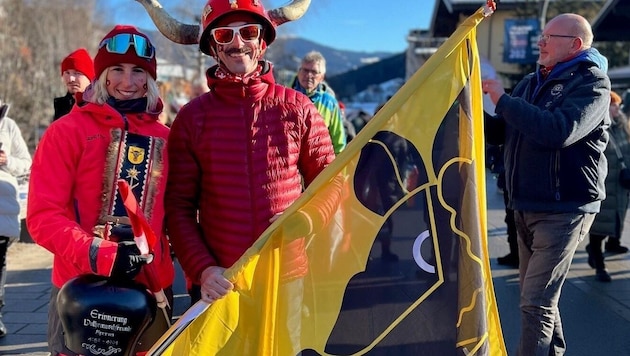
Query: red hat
94,25,157,80
199,0,276,56
61,48,95,80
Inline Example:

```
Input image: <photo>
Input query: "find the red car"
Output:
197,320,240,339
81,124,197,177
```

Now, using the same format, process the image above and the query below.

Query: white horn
267,0,311,26
135,0,199,44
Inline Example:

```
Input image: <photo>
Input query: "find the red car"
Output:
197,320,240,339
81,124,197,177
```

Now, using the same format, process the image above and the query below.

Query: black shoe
497,252,519,268
595,268,612,282
0,318,6,338
605,240,629,254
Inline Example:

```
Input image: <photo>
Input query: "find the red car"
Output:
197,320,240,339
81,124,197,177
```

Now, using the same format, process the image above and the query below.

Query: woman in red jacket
27,25,174,356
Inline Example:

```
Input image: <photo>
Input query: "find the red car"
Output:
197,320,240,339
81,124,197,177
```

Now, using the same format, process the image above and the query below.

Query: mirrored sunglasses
210,24,263,45
99,33,155,59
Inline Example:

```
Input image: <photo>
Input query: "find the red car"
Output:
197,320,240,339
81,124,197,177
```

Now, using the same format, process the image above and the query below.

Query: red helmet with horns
134,0,311,50
199,0,276,55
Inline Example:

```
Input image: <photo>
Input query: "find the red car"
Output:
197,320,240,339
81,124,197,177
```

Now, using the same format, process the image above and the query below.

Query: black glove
111,241,149,280
110,224,135,242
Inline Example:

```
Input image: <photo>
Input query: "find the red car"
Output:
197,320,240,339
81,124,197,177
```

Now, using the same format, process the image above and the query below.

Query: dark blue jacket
487,48,611,213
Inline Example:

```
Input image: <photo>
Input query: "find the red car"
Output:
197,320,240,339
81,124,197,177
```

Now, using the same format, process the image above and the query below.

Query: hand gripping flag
149,3,506,355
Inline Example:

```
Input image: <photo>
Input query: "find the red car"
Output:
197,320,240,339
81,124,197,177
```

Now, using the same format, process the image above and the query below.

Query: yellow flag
153,6,506,356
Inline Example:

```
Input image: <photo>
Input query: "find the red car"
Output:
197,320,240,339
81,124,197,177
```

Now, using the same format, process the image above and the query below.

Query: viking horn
135,0,311,44
267,0,311,26
134,0,200,45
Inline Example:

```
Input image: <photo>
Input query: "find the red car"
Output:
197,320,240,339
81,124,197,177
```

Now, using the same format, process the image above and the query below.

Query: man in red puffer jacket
165,0,335,307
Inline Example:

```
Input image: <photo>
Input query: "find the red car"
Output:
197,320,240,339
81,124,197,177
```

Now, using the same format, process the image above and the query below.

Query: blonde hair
91,68,160,111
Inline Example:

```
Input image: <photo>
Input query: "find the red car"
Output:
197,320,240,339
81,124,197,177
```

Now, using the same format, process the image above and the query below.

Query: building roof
433,0,614,38
591,0,630,41
430,0,523,37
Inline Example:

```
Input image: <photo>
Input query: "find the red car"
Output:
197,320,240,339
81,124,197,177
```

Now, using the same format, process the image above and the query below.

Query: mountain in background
147,30,405,99
267,36,396,75
327,52,406,101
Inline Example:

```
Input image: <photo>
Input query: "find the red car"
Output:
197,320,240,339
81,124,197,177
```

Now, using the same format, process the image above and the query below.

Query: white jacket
0,116,31,238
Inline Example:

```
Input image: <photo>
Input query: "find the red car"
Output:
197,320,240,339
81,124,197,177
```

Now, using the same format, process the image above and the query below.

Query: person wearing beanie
586,90,630,282
53,48,94,121
28,25,173,355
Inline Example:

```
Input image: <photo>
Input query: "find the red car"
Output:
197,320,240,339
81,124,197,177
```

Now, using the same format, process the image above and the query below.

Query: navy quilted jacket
487,48,611,213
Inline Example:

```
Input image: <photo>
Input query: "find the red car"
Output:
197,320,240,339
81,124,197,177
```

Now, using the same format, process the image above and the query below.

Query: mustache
223,47,252,56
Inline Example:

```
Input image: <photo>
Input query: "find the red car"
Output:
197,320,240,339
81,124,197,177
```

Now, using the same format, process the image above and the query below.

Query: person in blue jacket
483,13,610,356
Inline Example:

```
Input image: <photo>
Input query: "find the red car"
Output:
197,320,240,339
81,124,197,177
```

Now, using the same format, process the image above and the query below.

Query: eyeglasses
99,34,155,59
299,68,322,76
538,34,576,43
210,24,263,45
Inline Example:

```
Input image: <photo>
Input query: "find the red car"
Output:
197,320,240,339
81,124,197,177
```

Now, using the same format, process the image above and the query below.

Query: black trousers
0,236,10,307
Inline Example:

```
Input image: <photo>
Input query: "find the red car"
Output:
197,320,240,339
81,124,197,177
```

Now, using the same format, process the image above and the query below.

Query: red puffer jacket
27,97,174,290
166,62,335,284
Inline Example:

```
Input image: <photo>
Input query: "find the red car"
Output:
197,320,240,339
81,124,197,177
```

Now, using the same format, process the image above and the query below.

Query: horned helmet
200,0,278,55
134,0,311,55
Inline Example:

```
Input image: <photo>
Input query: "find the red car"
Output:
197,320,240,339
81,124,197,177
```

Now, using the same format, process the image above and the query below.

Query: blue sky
105,0,434,53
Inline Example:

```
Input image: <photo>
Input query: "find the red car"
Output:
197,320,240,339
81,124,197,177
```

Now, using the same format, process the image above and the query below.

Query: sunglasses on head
210,24,263,45
99,33,155,59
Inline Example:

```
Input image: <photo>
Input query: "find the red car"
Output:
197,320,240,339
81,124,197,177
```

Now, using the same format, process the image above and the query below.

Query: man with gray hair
292,51,346,154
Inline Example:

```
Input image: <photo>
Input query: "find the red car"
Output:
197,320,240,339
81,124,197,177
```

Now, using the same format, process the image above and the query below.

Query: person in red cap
28,25,174,356
165,0,334,318
53,48,94,121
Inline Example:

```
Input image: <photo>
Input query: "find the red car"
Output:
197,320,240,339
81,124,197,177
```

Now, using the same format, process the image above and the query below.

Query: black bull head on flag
320,104,475,354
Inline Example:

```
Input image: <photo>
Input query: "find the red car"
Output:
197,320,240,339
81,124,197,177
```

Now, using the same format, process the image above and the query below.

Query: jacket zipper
553,151,561,200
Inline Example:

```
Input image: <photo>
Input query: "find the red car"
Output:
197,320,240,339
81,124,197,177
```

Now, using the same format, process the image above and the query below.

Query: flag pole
145,300,211,355
117,180,173,329
143,3,499,353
